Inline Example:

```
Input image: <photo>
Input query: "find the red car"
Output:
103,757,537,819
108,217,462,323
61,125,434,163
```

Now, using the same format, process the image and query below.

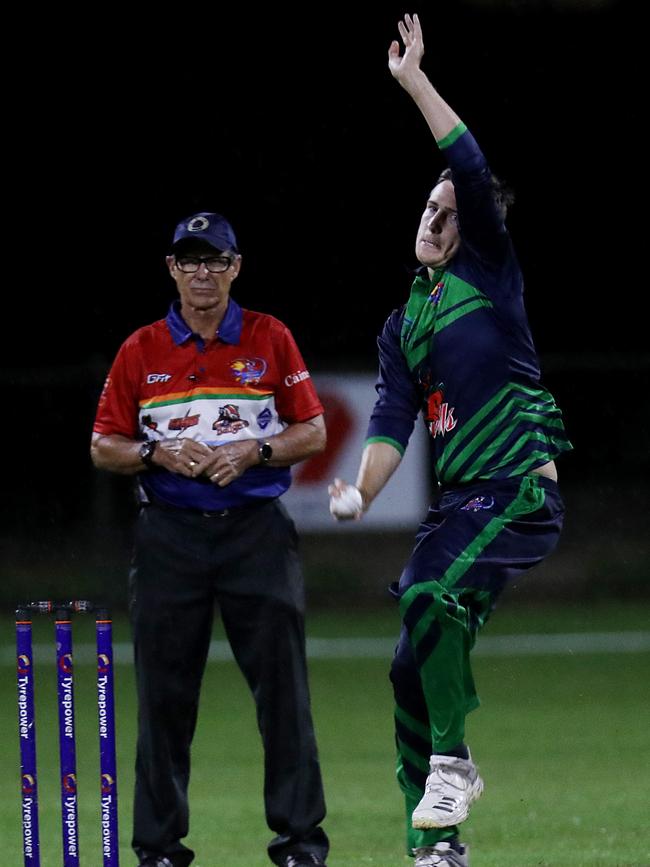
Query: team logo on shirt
168,412,200,432
428,281,445,306
426,384,457,439
461,495,495,512
230,357,268,385
142,414,159,432
212,404,250,434
257,408,272,430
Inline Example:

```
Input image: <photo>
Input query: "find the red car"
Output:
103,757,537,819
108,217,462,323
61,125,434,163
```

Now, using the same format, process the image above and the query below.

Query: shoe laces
426,757,475,794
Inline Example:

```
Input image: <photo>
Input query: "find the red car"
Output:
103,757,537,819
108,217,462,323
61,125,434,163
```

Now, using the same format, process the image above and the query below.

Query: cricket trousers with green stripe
389,473,565,853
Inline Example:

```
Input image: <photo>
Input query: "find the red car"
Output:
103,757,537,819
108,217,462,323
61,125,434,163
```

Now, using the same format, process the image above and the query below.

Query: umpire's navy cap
172,212,238,253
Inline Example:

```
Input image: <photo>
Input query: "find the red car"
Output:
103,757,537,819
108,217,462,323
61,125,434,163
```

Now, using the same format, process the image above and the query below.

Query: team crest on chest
212,404,250,434
230,357,268,385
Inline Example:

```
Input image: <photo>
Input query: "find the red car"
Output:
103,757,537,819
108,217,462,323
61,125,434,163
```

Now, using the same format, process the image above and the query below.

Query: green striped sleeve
364,436,406,456
437,122,467,150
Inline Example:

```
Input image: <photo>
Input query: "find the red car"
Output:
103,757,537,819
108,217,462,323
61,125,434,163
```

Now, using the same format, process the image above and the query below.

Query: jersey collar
166,298,243,346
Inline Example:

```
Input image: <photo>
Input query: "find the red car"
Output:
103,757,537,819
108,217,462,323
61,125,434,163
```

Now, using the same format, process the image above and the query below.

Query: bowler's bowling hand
328,478,365,521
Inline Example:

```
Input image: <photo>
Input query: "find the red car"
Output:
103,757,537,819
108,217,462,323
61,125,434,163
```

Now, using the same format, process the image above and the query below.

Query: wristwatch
257,441,273,465
139,441,158,468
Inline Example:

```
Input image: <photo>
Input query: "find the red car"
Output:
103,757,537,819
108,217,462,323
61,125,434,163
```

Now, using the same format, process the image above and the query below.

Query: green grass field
1,602,649,867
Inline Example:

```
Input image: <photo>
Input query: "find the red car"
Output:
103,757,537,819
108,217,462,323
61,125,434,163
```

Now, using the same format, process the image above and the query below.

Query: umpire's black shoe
137,858,174,867
280,855,327,867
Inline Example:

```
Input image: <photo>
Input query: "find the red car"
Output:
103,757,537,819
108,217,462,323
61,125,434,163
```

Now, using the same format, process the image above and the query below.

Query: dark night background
2,1,647,606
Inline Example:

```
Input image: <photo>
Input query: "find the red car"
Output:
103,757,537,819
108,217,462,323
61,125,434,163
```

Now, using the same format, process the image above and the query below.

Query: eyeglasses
175,255,234,273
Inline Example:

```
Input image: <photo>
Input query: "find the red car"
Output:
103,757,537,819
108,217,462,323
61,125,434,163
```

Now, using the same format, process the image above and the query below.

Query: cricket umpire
91,212,329,867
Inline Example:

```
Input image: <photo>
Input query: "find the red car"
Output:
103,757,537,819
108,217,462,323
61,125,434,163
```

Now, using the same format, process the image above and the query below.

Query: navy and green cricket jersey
367,123,572,485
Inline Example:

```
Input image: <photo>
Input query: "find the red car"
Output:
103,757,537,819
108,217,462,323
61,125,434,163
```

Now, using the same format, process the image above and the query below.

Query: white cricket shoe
411,753,484,829
413,841,469,866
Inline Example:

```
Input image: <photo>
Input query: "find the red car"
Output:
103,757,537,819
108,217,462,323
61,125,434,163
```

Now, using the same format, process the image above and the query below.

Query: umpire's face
166,242,241,317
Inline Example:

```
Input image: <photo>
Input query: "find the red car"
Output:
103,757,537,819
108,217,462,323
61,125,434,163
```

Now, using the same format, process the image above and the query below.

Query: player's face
166,243,240,316
415,180,460,270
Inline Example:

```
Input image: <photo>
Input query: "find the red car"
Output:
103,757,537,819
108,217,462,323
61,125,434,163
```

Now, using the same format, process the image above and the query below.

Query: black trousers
129,499,328,866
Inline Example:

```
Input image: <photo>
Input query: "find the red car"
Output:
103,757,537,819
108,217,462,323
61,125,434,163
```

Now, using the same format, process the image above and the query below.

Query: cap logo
187,216,210,233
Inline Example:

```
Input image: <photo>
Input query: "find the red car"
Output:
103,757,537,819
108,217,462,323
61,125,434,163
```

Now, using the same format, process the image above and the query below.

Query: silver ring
211,472,220,480
189,460,197,468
